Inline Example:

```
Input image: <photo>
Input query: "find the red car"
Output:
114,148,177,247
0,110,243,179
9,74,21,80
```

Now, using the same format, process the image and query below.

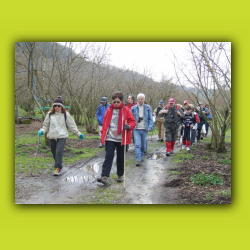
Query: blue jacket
204,107,212,119
96,103,110,126
131,104,154,131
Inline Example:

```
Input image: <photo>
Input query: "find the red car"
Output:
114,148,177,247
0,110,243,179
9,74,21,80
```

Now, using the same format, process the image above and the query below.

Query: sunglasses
113,101,121,104
54,105,62,108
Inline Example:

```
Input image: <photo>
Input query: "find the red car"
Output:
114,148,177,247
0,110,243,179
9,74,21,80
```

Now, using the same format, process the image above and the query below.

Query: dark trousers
197,129,202,141
183,127,191,141
50,138,66,169
102,141,125,177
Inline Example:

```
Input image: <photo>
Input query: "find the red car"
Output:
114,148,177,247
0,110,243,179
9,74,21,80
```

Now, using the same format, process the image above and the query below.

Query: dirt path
15,135,180,204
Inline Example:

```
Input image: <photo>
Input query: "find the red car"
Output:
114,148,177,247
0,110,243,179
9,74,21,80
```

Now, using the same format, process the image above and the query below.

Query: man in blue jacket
96,97,110,148
131,93,154,166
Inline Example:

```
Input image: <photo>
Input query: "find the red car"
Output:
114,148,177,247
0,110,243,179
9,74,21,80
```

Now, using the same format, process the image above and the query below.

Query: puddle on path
64,164,100,183
151,154,164,160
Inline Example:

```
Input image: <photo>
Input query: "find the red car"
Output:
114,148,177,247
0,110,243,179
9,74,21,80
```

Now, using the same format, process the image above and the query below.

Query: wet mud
15,135,180,204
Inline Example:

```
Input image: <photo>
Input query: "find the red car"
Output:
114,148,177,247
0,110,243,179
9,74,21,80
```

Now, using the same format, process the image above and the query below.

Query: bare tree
173,42,231,152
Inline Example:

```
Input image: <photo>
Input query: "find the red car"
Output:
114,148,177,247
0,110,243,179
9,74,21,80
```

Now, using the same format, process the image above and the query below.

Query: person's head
205,104,209,108
159,100,164,107
137,93,145,105
101,97,108,105
127,94,135,104
185,105,192,114
183,100,189,107
51,96,66,114
112,91,123,108
168,97,175,108
189,104,194,112
198,101,203,109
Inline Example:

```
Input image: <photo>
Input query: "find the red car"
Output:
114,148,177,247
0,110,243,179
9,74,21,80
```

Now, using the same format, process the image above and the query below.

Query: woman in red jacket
97,91,136,185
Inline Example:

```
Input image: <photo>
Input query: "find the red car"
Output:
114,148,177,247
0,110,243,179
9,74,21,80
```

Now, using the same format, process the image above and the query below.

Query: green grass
190,172,224,187
168,170,181,176
171,150,193,164
206,192,213,202
86,188,122,204
217,190,231,197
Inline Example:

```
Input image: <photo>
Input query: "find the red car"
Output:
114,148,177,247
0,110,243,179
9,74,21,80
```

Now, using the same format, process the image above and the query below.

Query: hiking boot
136,161,141,166
97,176,108,184
170,149,174,154
186,147,190,152
53,168,61,176
166,152,170,156
160,139,163,142
117,176,124,183
99,145,104,148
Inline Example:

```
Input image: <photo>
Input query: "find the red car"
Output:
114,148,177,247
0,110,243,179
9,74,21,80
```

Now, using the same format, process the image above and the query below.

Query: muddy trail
15,134,180,204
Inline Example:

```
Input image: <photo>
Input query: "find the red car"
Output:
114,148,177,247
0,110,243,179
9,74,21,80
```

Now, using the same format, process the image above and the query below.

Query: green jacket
159,104,184,129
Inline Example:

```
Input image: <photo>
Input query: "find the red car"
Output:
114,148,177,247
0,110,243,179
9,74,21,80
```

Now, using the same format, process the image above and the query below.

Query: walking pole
32,136,40,175
124,120,127,190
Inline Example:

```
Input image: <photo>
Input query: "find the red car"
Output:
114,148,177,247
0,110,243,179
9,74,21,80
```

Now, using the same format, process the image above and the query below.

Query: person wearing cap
153,100,165,142
131,93,154,166
38,96,85,176
159,97,184,156
96,97,110,148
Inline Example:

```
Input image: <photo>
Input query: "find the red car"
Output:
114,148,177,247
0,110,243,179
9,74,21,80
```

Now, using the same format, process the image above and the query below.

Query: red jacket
126,102,137,110
100,106,136,145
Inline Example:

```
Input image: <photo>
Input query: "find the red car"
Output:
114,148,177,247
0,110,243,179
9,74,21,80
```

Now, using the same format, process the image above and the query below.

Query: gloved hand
124,124,130,130
38,131,43,137
79,134,85,140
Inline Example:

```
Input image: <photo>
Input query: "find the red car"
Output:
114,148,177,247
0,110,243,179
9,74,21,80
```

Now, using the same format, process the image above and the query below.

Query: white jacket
40,111,81,140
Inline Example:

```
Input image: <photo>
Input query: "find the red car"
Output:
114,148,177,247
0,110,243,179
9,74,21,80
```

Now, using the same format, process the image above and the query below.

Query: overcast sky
59,42,190,82
106,42,189,81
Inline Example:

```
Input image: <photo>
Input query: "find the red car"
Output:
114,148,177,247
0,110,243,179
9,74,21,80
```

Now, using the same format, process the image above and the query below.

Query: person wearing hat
96,97,110,148
38,96,85,176
153,100,165,142
159,97,184,156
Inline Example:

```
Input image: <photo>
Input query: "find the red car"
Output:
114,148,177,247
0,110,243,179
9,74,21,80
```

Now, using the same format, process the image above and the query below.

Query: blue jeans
134,129,148,161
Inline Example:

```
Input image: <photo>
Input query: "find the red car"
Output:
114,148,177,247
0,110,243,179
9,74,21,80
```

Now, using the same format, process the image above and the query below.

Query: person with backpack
153,100,165,142
38,96,85,176
181,105,196,152
131,93,154,166
97,91,136,185
159,98,184,156
96,97,110,148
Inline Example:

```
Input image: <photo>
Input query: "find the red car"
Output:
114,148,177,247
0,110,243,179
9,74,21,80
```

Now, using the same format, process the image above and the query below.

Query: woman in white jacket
38,96,85,176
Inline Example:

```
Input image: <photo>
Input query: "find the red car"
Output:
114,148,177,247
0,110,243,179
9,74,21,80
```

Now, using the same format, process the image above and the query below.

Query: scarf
103,102,124,134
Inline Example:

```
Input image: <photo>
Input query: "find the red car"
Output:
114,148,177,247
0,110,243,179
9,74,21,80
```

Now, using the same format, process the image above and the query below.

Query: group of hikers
37,92,212,185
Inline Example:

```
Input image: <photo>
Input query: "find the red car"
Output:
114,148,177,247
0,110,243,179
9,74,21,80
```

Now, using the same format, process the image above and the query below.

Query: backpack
49,112,68,129
194,112,200,123
166,104,180,110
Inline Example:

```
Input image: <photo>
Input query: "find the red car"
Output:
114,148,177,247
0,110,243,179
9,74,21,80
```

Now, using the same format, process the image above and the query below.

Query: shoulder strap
49,112,68,129
176,105,179,110
166,104,169,109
